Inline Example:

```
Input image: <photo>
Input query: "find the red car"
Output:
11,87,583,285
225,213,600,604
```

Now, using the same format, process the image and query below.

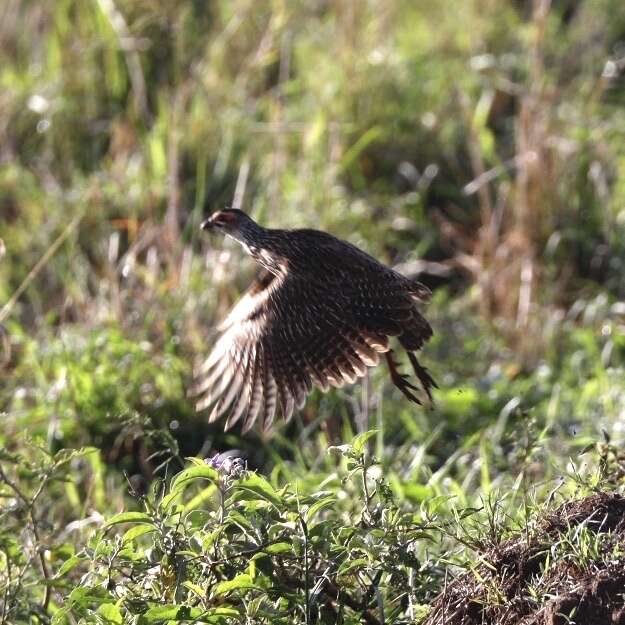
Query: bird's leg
407,351,438,404
385,350,421,404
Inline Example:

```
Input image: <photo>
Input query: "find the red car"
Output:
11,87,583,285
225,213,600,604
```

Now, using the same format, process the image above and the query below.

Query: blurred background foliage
2,0,625,620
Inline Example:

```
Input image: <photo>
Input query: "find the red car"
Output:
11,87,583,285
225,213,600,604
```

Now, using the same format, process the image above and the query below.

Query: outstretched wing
190,267,423,433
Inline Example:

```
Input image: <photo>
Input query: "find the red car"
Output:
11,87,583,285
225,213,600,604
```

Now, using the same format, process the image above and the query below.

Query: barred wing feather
191,270,406,432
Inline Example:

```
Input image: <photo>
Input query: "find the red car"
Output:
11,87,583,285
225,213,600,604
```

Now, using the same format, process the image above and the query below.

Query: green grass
2,0,625,623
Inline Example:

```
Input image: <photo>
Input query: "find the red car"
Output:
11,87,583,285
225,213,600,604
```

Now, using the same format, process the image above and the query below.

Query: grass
1,421,621,624
2,0,625,623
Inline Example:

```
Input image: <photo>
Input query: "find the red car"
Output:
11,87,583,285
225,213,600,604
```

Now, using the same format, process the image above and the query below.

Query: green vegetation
2,1,625,623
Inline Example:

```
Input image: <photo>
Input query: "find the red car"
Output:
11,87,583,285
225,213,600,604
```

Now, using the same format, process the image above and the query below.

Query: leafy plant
44,434,446,624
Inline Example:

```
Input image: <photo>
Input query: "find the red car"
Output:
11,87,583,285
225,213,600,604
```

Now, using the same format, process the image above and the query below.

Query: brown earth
424,492,625,625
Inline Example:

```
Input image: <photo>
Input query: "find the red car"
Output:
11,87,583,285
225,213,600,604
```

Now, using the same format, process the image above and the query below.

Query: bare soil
424,492,625,625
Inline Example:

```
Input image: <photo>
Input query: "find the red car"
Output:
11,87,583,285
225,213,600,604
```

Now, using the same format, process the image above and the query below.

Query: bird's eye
215,212,237,225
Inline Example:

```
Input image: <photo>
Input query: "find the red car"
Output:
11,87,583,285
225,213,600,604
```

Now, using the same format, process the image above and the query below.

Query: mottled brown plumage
191,208,436,432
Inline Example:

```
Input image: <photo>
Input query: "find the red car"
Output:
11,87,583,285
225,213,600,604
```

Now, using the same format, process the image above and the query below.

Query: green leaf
186,457,206,466
327,444,352,456
160,490,181,510
263,542,293,555
122,524,157,543
138,605,203,623
308,519,333,539
399,483,434,503
183,484,218,511
170,465,219,495
225,510,253,531
214,573,261,596
352,430,379,456
53,446,99,465
68,586,112,606
201,528,223,551
338,557,369,576
234,473,282,509
340,126,384,172
97,603,123,625
182,580,205,600
55,554,83,578
137,605,239,624
203,608,241,624
103,512,153,528
51,607,72,625
306,496,336,522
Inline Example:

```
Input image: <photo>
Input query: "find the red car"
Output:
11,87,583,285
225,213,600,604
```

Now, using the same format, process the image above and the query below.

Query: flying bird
192,208,436,432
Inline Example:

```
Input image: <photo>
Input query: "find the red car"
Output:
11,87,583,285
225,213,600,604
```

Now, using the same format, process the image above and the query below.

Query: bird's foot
407,351,437,404
385,351,422,404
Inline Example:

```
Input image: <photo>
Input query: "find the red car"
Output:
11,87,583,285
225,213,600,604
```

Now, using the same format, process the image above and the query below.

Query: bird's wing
190,269,416,433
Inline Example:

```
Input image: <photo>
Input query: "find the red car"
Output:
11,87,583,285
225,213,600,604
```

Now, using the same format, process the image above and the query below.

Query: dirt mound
424,492,625,625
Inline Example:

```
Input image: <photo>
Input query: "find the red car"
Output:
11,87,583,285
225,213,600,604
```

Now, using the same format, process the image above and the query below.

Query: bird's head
201,208,258,240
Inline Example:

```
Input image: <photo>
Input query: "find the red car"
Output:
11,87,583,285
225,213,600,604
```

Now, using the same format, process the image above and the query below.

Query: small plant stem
299,516,310,625
0,465,51,612
1,547,11,624
0,213,83,325
361,454,373,520
218,486,224,524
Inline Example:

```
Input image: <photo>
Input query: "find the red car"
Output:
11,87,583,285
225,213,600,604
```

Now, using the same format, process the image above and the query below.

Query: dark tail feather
398,312,433,351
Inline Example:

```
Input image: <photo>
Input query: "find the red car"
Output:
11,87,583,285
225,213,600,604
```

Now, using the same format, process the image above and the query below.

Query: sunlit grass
2,0,625,622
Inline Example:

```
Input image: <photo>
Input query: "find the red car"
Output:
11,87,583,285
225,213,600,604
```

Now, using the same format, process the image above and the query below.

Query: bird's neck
226,219,267,249
228,223,287,274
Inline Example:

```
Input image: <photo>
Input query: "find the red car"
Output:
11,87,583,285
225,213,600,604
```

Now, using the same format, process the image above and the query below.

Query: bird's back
267,227,403,285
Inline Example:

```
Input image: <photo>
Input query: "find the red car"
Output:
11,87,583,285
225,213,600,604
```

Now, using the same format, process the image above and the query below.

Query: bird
191,208,436,433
